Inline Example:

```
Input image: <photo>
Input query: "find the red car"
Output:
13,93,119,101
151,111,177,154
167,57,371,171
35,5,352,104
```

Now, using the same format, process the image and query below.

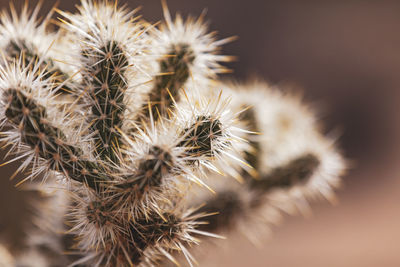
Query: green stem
4,88,107,190
84,41,129,165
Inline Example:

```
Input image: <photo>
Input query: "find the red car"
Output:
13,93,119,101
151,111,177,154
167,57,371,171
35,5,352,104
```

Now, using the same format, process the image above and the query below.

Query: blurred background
0,0,399,266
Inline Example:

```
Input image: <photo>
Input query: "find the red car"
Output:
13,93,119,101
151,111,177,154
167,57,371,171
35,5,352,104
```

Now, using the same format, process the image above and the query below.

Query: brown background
0,0,399,266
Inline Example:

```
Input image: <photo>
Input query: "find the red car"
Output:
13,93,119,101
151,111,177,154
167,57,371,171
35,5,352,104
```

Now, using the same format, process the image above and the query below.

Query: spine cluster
0,1,346,266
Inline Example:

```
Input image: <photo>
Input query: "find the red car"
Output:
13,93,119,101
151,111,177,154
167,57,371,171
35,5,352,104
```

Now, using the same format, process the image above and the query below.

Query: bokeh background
0,0,399,266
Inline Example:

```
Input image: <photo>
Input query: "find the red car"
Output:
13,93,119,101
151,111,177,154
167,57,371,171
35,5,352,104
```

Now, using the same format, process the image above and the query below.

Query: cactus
0,1,346,266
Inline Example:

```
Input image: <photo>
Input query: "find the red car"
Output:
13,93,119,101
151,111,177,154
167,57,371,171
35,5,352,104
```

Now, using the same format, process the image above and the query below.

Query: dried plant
0,1,346,266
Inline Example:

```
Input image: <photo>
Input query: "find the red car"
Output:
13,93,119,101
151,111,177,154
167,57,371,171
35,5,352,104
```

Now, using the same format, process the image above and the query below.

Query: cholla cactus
0,1,346,266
